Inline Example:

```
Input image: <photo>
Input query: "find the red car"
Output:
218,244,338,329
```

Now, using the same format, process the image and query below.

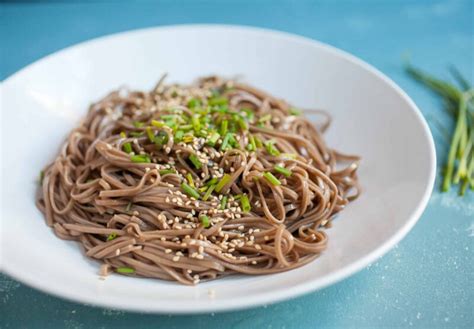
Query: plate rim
0,24,436,314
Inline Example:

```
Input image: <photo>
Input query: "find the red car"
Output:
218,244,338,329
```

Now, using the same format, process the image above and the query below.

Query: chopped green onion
228,133,238,148
116,267,135,274
133,121,144,128
154,131,169,148
119,132,133,153
199,185,209,192
200,215,211,228
192,114,201,132
220,120,228,136
208,96,228,106
220,195,228,209
181,182,200,199
151,120,165,128
207,132,221,147
203,184,216,201
183,135,194,143
254,136,263,148
205,177,219,186
241,108,255,122
237,117,248,131
240,194,251,213
130,154,151,163
280,153,297,159
265,140,280,156
159,169,176,175
275,165,292,177
263,172,281,186
39,170,44,185
220,132,233,151
174,130,184,142
247,135,257,151
160,114,179,121
289,108,302,116
186,173,195,187
146,127,155,142
179,124,193,131
125,202,132,212
123,143,132,153
130,131,144,137
187,98,201,108
215,174,232,193
259,114,272,123
189,154,202,169
107,232,117,241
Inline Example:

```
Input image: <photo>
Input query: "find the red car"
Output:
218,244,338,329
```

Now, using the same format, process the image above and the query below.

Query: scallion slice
189,154,202,169
274,165,292,177
130,154,151,163
202,184,216,201
263,172,281,186
116,267,135,274
215,174,231,193
181,182,200,199
200,215,211,228
240,194,251,213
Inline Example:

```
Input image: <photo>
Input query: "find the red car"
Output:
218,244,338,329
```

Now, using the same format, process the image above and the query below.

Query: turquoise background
1,1,473,328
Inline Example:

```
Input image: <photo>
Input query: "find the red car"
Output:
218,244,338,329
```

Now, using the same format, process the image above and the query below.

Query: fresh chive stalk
263,172,281,186
406,63,473,195
240,194,251,213
181,182,200,199
275,165,292,177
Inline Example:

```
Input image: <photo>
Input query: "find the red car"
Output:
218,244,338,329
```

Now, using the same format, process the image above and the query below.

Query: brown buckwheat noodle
36,76,360,285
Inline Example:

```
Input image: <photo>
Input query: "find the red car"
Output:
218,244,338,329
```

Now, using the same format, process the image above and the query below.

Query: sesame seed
172,256,180,262
165,249,172,254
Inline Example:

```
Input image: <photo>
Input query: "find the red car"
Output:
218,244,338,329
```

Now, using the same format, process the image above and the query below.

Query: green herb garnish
406,63,474,195
181,182,200,199
130,154,151,163
274,165,292,177
215,174,231,193
107,232,117,241
263,172,281,186
240,194,251,213
189,154,202,169
116,267,135,274
200,215,211,228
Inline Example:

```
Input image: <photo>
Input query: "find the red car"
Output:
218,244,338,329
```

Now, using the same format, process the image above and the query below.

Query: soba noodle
36,76,360,285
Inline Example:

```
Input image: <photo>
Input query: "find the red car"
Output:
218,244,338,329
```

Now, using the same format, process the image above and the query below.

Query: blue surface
1,1,473,328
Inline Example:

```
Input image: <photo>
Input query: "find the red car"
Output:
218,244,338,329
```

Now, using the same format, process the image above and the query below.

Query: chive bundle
406,63,474,195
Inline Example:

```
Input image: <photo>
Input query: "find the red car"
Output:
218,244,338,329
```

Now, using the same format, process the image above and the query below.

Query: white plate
0,25,436,313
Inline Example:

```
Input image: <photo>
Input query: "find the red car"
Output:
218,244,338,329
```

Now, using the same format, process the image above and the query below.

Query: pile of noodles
36,76,360,285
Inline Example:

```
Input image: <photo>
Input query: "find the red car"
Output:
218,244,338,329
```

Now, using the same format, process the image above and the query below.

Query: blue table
1,1,473,328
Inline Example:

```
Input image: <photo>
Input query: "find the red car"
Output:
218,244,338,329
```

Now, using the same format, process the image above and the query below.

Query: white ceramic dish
0,25,435,313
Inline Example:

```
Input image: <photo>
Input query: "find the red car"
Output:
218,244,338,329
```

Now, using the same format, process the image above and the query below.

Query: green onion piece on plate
263,172,281,186
200,215,211,228
274,165,292,177
130,154,151,163
189,154,202,169
240,194,251,213
215,173,231,193
116,267,135,274
181,182,200,199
